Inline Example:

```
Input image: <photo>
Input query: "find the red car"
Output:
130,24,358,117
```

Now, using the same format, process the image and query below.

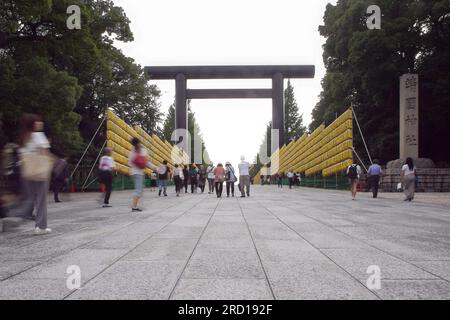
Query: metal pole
351,106,373,164
71,116,106,179
81,140,106,191
83,177,98,190
352,147,368,172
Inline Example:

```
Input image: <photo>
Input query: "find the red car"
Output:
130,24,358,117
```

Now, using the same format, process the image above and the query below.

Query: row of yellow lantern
304,149,353,176
105,110,188,176
289,120,352,172
280,128,323,173
263,108,353,178
322,159,353,177
295,138,352,173
293,129,353,172
279,109,352,173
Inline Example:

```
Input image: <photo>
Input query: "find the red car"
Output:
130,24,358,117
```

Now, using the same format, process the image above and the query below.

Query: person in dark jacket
52,158,69,203
182,164,189,193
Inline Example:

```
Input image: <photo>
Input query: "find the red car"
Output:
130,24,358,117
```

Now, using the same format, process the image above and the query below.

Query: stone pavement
0,186,449,300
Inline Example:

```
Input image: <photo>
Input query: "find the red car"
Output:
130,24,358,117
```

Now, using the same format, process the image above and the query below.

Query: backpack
132,154,147,170
348,164,358,179
158,165,168,180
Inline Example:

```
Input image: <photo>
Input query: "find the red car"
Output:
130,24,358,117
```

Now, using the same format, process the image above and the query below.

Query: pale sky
114,0,337,168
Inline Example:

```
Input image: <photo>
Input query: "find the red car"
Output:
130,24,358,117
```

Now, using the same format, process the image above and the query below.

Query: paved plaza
0,186,449,300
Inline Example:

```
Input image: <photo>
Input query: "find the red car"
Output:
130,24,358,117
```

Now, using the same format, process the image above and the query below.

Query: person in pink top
213,163,225,198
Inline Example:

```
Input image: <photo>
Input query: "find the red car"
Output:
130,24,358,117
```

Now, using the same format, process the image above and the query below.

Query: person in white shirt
173,164,184,197
129,138,157,212
206,163,215,194
157,160,171,197
401,157,416,201
287,171,295,189
98,148,115,208
347,161,362,200
238,156,250,198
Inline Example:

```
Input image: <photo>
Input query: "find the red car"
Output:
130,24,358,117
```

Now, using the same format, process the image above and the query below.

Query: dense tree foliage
161,102,211,165
0,0,162,158
284,80,306,145
310,0,450,165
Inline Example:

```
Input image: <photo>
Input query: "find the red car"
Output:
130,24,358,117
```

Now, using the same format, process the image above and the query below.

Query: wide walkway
1,186,449,300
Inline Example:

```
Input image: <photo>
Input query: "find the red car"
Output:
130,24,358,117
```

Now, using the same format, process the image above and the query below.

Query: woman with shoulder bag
18,114,54,235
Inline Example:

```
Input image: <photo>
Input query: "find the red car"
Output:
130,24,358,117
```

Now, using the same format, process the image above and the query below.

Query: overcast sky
114,0,337,167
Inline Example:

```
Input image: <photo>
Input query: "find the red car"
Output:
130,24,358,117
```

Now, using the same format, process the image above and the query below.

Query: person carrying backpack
225,162,237,197
347,161,362,200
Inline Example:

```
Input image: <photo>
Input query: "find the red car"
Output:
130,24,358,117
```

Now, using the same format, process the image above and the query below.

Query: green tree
162,104,175,142
310,0,450,164
251,122,272,177
284,80,306,144
0,0,162,158
161,101,211,165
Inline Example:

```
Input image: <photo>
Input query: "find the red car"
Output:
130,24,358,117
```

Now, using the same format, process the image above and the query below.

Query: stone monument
399,74,419,159
382,74,450,192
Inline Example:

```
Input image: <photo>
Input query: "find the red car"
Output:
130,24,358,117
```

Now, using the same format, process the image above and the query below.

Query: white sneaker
34,227,52,235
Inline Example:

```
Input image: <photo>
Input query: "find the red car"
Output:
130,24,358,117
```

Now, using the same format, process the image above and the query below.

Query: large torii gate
144,65,315,157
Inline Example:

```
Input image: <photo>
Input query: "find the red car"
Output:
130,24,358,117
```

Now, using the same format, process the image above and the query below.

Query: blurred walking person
98,148,115,207
207,162,215,194
401,157,416,202
129,138,156,211
367,159,382,198
225,162,237,197
17,114,53,234
296,173,302,187
173,164,184,197
277,172,283,188
51,157,69,203
214,163,225,198
238,156,250,198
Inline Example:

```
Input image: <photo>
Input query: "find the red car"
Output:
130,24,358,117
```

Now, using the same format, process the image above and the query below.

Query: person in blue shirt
367,159,382,198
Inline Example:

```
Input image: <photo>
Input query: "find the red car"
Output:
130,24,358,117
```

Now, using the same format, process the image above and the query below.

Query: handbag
132,154,147,169
21,152,54,182
397,182,402,191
